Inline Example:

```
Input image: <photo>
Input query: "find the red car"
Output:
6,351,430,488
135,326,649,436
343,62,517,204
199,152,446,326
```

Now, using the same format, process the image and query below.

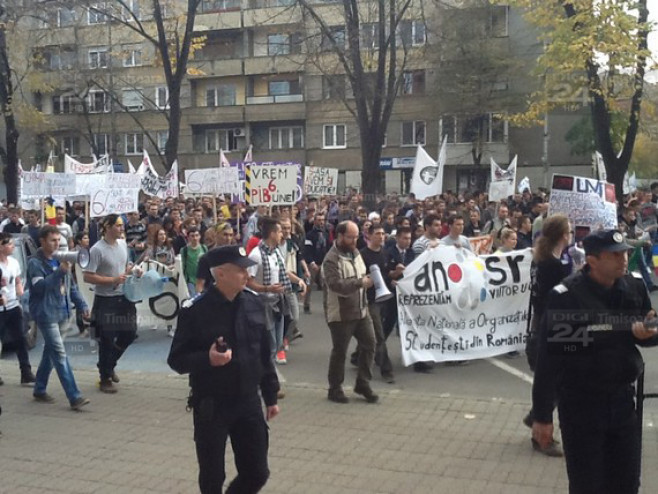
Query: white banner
141,160,179,199
184,167,240,195
517,176,531,194
489,156,517,202
548,174,618,231
594,151,606,181
396,246,532,364
21,172,77,197
248,163,298,205
304,166,338,196
64,154,112,174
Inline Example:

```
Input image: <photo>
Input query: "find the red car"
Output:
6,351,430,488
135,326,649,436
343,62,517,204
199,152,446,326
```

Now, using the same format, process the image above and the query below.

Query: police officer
168,245,280,494
532,229,658,494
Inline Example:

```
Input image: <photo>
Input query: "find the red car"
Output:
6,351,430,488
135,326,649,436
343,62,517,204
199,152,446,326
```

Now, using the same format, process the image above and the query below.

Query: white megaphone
369,265,393,302
52,248,90,269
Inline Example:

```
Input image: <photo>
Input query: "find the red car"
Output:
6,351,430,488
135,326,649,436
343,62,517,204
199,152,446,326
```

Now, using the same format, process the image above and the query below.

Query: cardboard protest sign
141,160,179,199
184,167,240,195
396,246,532,364
304,166,338,196
21,172,77,197
89,174,141,217
248,163,299,205
548,174,617,231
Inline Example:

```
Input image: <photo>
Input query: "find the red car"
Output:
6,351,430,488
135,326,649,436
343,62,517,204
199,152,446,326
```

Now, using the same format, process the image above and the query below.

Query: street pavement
1,291,658,493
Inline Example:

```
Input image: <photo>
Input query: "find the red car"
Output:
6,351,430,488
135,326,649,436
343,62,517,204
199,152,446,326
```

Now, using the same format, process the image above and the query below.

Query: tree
297,0,421,201
506,0,651,202
84,0,205,171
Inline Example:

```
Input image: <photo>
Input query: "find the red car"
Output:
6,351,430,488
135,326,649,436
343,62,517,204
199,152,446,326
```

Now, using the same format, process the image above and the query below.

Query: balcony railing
246,94,303,104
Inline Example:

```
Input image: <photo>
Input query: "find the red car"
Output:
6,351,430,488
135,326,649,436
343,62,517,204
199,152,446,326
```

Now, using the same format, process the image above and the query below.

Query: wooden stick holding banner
212,195,217,225
40,198,45,225
85,199,89,232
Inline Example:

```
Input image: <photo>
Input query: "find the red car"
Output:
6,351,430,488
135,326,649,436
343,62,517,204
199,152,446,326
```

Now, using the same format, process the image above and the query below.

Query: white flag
411,137,445,200
593,151,606,182
220,149,231,168
243,144,253,163
629,172,637,192
128,160,136,174
489,156,517,202
517,176,531,194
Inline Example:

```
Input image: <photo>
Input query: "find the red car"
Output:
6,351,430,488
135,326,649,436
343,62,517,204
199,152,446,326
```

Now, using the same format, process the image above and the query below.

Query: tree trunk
164,83,181,170
0,21,19,204
360,127,383,205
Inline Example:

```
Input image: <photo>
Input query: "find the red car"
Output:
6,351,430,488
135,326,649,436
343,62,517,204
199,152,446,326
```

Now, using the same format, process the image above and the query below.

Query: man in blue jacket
27,225,90,410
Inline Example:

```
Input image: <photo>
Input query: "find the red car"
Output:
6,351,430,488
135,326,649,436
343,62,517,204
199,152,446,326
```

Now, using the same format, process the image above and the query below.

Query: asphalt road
6,289,657,413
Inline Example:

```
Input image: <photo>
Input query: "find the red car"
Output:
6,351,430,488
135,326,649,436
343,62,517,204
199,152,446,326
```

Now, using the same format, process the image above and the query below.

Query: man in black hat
532,229,658,494
168,245,280,494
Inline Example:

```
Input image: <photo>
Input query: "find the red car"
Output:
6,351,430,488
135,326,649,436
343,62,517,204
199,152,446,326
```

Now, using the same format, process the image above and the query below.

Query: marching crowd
2,182,658,493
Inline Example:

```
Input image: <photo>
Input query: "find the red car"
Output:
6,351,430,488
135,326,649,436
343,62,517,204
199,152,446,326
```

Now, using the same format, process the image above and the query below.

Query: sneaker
70,397,90,411
354,383,379,403
33,392,55,403
531,438,564,457
275,350,287,365
327,389,349,404
99,379,118,394
111,371,120,384
303,307,311,315
21,370,36,386
283,338,290,352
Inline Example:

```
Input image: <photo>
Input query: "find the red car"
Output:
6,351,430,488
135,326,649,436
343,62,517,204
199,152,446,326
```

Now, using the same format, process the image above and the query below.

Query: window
88,90,110,113
88,4,107,25
268,79,300,96
323,124,346,149
201,0,240,12
402,70,425,95
267,33,301,56
399,20,426,47
88,47,109,69
123,46,142,67
121,0,141,21
52,94,76,114
45,47,76,70
125,133,144,155
269,127,303,149
321,27,346,52
206,129,239,153
360,23,380,50
60,136,80,157
56,8,76,27
92,134,110,155
155,86,169,109
490,113,506,142
444,113,507,144
490,6,509,37
206,84,236,106
323,75,345,100
157,131,169,152
401,121,425,146
122,89,144,111
440,115,456,143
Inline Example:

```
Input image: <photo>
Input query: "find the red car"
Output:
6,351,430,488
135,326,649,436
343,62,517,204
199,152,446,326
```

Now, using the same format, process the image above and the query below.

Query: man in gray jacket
322,221,378,404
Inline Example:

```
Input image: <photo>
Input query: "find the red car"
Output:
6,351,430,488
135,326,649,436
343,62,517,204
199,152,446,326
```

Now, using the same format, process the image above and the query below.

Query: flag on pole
128,160,136,174
220,149,231,168
243,144,253,163
45,150,55,173
489,156,517,201
517,176,531,194
410,137,446,200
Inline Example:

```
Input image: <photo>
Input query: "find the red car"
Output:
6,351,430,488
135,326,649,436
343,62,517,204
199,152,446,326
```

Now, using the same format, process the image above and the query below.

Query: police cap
205,245,258,269
582,229,631,256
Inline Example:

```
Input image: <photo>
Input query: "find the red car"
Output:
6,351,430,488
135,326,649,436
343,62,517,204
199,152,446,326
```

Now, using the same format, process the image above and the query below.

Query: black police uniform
168,277,279,494
533,259,657,494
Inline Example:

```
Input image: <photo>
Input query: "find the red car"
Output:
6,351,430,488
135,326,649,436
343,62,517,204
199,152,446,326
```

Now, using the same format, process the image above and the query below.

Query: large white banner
89,174,141,217
304,166,338,196
21,172,77,197
396,246,532,365
141,159,179,199
248,163,298,205
184,167,240,195
489,156,517,202
64,154,112,174
548,174,617,232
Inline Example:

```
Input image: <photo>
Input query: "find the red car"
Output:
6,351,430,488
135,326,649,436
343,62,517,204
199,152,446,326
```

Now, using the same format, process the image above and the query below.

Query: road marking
486,358,534,384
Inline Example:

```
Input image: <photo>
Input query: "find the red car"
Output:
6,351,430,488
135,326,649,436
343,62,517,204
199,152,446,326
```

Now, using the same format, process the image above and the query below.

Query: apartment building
8,0,591,195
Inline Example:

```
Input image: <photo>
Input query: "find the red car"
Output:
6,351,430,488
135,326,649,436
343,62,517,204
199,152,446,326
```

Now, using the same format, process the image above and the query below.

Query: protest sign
185,167,240,195
489,156,517,202
88,174,141,217
141,160,179,199
304,166,338,196
248,163,299,205
64,154,112,174
22,172,77,197
396,246,532,364
548,174,617,231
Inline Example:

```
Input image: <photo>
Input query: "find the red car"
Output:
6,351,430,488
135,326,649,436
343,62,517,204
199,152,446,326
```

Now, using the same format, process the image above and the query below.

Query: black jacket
532,268,657,423
168,286,279,406
304,226,330,266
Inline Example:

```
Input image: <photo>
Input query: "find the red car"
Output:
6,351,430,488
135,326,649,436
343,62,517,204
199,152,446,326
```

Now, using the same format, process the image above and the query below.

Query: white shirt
0,256,22,310
248,244,282,285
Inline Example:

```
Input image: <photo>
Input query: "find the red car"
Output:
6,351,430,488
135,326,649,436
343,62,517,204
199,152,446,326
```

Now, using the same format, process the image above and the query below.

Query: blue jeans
270,312,284,359
34,320,82,404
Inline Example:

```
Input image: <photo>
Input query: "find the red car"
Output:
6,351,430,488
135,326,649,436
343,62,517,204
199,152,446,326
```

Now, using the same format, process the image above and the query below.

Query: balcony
187,58,243,78
195,10,242,31
183,105,245,126
246,94,303,104
243,6,302,28
244,54,306,75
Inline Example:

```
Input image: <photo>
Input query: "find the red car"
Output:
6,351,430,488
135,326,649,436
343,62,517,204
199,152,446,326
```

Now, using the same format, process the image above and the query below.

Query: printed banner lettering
397,246,532,364
304,166,338,196
548,174,617,232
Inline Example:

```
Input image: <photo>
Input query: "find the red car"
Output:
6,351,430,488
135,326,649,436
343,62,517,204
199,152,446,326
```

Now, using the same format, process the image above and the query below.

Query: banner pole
85,199,90,231
40,198,45,225
212,195,217,225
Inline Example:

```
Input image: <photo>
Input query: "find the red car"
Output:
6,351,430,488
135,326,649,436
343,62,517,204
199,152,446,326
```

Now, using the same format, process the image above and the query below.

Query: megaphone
52,248,90,269
369,265,393,302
